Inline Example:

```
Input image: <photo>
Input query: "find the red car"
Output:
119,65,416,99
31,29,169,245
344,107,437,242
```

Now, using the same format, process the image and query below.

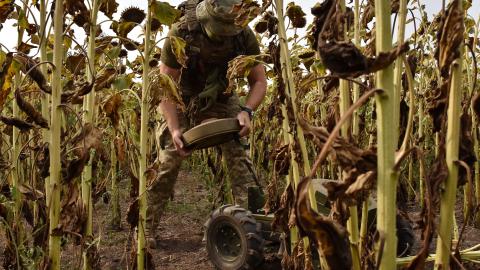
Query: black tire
204,205,265,270
367,210,415,257
396,214,415,257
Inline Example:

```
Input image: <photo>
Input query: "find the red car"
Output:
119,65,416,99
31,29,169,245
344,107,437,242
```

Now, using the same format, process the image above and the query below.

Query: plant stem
110,135,121,228
137,1,152,268
393,0,408,146
374,0,398,269
48,0,64,267
82,1,99,268
434,0,463,267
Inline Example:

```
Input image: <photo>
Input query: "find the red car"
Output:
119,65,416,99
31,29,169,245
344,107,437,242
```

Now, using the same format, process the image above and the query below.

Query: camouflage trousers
146,95,257,233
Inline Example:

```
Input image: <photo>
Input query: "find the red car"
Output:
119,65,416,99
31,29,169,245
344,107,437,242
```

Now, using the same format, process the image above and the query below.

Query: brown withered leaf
99,0,119,19
426,81,448,133
361,0,399,29
103,93,122,128
64,0,90,27
272,183,294,233
18,183,44,201
14,54,51,94
94,66,116,91
17,42,37,54
295,177,352,270
15,90,49,128
0,0,14,23
149,67,185,109
65,54,86,75
59,185,86,238
286,2,306,28
472,92,480,118
35,143,50,178
310,0,335,49
0,115,35,132
300,118,377,218
126,198,138,229
232,0,260,28
318,41,410,78
226,55,262,94
63,153,89,183
61,81,94,103
70,123,103,157
436,0,464,78
115,136,126,163
459,111,475,186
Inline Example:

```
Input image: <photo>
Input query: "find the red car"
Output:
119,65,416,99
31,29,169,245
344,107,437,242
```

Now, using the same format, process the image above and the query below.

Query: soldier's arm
237,64,267,137
244,64,267,110
159,63,190,156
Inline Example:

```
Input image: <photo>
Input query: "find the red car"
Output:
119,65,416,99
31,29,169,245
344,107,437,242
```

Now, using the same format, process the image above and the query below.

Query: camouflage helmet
196,0,244,37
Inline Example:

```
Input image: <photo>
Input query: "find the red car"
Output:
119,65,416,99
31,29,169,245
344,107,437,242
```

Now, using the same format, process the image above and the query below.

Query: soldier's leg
220,140,257,207
218,95,258,206
146,115,187,246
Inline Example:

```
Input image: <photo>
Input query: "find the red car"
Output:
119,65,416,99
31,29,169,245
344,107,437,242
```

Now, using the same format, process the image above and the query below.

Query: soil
2,168,480,269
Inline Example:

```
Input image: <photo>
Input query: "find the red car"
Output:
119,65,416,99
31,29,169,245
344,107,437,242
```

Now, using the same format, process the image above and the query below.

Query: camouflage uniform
146,0,261,241
147,95,257,230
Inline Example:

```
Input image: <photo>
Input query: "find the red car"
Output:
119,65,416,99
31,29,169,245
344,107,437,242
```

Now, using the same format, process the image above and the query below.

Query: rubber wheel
366,210,415,257
204,205,265,270
396,214,415,257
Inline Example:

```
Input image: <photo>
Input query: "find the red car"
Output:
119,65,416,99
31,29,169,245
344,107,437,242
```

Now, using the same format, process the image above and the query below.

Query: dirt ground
62,170,215,270
2,168,480,269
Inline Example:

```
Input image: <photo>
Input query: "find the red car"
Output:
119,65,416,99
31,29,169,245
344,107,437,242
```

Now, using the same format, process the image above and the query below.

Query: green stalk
137,2,152,268
336,1,360,268
434,0,463,267
418,96,425,206
110,135,120,229
12,0,28,221
474,17,480,227
82,1,100,268
464,52,473,221
274,0,317,211
352,0,361,138
39,0,50,203
374,0,398,269
48,0,64,267
393,0,408,145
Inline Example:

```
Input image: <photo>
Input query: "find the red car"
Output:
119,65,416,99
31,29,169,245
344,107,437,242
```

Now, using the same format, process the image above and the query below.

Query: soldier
147,0,267,248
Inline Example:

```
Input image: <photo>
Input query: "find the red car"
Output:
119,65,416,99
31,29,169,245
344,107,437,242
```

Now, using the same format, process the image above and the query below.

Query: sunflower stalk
434,0,464,267
39,0,50,203
393,0,408,145
137,1,153,268
81,1,100,268
374,0,399,269
110,134,121,229
275,0,320,263
48,0,65,267
10,0,28,255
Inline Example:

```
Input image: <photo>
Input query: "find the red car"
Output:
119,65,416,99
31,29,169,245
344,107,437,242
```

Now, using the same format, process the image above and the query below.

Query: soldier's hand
171,130,191,157
237,111,251,137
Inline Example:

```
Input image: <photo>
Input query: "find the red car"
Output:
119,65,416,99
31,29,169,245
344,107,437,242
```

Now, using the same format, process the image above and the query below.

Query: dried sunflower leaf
14,90,49,128
102,93,122,128
0,115,34,132
226,54,263,94
232,0,261,27
149,67,185,109
168,36,187,68
152,1,181,27
295,177,352,270
99,0,118,19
